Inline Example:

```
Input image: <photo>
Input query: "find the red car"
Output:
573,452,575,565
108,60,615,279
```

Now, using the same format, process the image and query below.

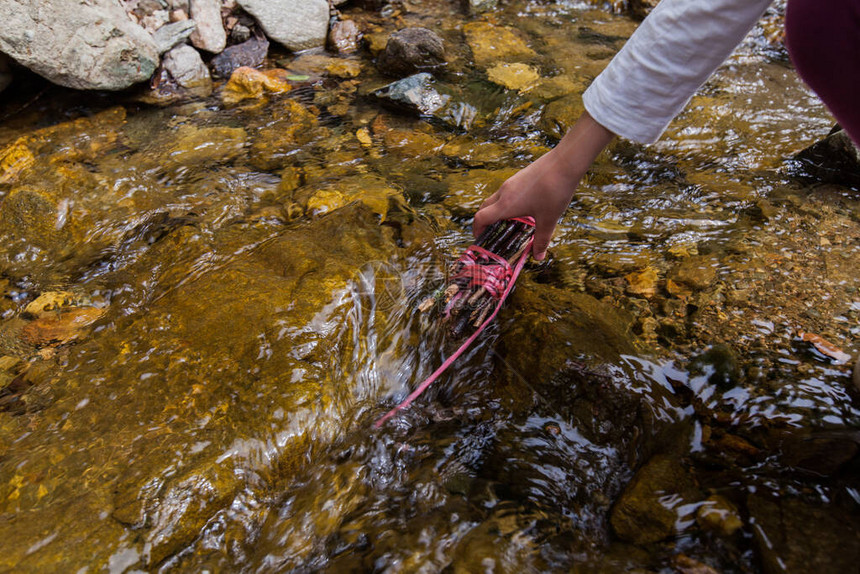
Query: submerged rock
610,454,700,544
747,493,860,574
441,135,511,167
380,126,445,159
237,0,329,51
0,186,69,250
372,73,477,130
295,174,408,221
687,343,741,391
377,27,446,77
462,0,498,14
463,21,536,66
20,306,105,347
221,66,291,106
145,462,241,566
442,167,518,215
794,127,860,188
539,93,586,141
166,125,248,167
669,255,718,290
211,33,269,78
769,428,859,476
249,98,319,170
326,59,362,79
486,62,540,92
0,138,35,185
695,495,743,538
0,0,158,90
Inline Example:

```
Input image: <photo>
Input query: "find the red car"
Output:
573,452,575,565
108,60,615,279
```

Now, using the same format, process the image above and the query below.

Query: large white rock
237,0,328,51
189,0,226,53
0,0,159,90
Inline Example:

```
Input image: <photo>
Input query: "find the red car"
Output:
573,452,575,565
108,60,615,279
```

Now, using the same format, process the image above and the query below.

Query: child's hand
473,112,616,261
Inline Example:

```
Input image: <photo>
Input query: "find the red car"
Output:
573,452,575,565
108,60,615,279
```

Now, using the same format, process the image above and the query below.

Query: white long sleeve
582,0,774,144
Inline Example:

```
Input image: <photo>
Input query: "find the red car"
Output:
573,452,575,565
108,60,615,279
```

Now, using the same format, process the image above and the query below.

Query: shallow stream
0,1,858,572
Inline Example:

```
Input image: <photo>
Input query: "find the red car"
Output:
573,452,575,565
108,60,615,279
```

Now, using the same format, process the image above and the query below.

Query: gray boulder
236,0,328,51
0,0,158,90
162,44,211,93
189,0,226,53
152,20,197,55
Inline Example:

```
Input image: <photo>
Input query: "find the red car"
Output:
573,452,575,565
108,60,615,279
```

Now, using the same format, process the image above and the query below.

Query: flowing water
0,1,858,572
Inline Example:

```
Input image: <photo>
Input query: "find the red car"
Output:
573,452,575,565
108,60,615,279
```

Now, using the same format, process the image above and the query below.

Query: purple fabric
785,0,860,145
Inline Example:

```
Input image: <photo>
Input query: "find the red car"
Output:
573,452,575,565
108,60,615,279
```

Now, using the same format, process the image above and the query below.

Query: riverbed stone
377,27,446,77
146,462,241,566
249,99,319,170
486,62,540,92
463,21,537,66
625,267,659,298
20,306,105,347
0,186,66,250
326,59,362,79
152,19,197,54
610,454,700,544
767,428,859,476
531,75,584,101
441,136,510,167
166,125,248,167
629,0,659,20
162,44,213,95
211,34,269,78
189,0,226,53
237,0,329,51
696,495,743,538
539,93,585,141
380,127,445,159
297,174,407,221
221,66,291,106
372,73,477,130
687,343,741,391
23,291,79,318
500,279,637,377
442,167,518,215
0,0,158,90
462,0,498,14
0,138,35,185
747,493,860,574
372,73,448,114
794,127,860,188
328,18,362,54
669,255,719,290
